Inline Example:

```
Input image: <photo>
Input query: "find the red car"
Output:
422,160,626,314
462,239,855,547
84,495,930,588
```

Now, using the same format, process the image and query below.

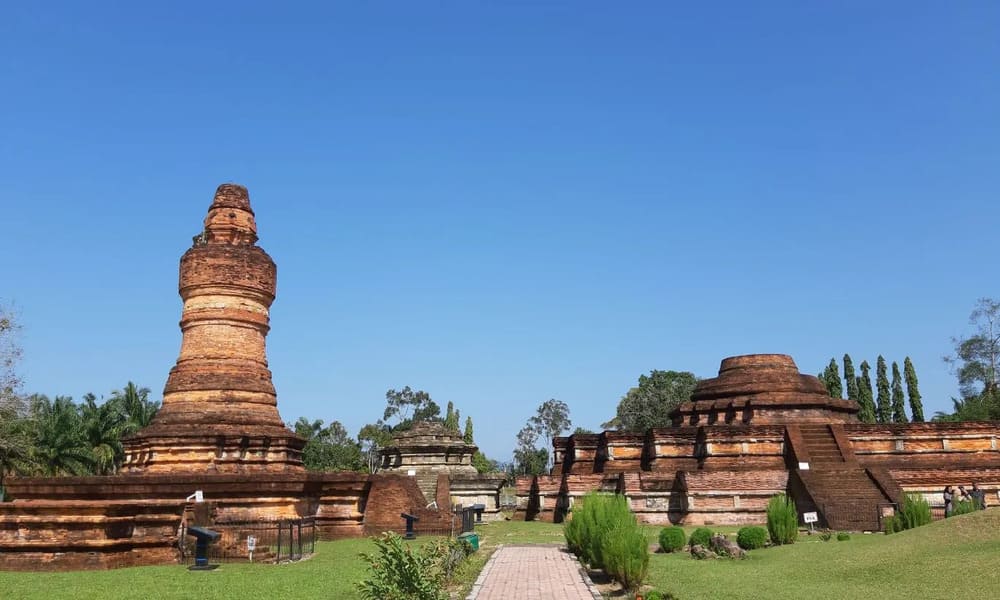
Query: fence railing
180,517,317,564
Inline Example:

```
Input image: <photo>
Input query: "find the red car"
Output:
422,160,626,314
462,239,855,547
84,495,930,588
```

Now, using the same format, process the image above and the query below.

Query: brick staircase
792,424,892,531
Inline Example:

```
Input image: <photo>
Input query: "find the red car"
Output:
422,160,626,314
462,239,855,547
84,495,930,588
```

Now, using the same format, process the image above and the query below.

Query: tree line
819,355,925,423
0,383,159,499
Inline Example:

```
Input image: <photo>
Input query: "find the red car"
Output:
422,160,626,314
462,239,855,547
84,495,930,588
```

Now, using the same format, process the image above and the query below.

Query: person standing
943,486,955,517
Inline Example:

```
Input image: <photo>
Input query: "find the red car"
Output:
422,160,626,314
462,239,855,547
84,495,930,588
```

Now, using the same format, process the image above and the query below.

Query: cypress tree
823,358,843,398
464,416,474,444
453,409,461,433
891,361,908,423
876,356,891,424
444,402,460,432
844,354,860,401
904,357,925,422
858,361,876,423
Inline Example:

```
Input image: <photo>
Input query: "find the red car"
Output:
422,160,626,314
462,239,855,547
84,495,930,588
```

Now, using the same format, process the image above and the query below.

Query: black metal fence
180,517,317,565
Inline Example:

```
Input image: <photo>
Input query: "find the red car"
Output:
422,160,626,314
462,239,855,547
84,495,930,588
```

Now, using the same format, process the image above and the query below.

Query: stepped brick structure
123,183,304,473
516,354,1000,531
379,422,506,520
0,184,457,571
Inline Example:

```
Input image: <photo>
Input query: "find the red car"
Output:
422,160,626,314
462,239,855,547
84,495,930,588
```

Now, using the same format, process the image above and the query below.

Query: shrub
689,527,713,548
819,530,833,542
736,526,768,550
766,494,798,545
882,515,899,534
898,493,932,530
357,532,447,600
952,499,978,516
601,521,650,593
658,526,686,553
836,532,850,541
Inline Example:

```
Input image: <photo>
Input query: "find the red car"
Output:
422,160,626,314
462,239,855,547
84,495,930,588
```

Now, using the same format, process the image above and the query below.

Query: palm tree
111,382,159,435
29,394,94,476
80,393,127,475
0,396,34,500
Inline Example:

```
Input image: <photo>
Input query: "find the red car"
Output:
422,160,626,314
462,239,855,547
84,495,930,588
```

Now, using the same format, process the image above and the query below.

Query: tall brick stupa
123,184,304,473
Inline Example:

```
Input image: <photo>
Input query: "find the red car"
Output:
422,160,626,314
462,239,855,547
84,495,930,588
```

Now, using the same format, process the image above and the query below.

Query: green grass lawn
2,512,999,599
645,510,1000,600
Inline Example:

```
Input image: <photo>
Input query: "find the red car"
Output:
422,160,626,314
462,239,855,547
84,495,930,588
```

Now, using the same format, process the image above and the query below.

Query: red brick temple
516,354,1000,531
0,184,472,571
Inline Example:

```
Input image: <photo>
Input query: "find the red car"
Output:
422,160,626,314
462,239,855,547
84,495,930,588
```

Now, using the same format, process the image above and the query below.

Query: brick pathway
466,545,602,600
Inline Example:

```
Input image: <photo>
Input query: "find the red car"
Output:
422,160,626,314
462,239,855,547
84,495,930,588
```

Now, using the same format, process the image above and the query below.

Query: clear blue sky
1,2,997,461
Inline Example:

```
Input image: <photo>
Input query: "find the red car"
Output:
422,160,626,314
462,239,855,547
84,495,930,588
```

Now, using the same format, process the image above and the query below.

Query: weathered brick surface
123,184,304,473
517,354,1000,529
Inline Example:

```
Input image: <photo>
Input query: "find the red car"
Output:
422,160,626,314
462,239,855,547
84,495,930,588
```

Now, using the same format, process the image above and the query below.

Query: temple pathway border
465,544,603,600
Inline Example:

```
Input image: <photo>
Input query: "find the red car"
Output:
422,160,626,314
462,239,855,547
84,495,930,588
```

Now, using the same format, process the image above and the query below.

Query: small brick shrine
516,354,1000,531
379,421,506,521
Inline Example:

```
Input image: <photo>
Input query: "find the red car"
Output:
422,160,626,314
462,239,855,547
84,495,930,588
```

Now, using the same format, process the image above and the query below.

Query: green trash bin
458,532,479,552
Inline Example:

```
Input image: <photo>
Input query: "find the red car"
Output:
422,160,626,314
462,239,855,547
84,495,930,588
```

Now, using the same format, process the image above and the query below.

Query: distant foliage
822,358,843,398
736,526,768,550
688,527,713,549
876,356,891,423
857,361,877,423
658,526,686,553
766,494,798,545
898,493,932,530
843,354,860,401
891,362,908,423
612,370,699,432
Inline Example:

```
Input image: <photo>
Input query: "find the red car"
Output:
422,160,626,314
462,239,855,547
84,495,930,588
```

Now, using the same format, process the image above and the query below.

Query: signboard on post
803,512,818,523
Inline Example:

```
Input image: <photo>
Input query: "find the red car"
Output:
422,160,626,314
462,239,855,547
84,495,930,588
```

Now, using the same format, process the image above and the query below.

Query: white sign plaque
803,511,818,524
798,462,810,470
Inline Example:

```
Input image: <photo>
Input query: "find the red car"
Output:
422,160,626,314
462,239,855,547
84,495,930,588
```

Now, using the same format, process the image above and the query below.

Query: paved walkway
466,545,602,600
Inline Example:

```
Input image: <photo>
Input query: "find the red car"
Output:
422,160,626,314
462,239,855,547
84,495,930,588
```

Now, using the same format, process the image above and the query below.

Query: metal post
276,521,282,562
297,520,303,559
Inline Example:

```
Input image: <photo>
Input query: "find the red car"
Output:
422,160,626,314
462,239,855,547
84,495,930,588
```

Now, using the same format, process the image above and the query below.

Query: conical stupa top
202,183,258,245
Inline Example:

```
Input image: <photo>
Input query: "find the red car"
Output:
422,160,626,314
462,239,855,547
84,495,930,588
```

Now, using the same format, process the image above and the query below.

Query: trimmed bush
736,526,768,550
689,527,713,549
658,526,686,553
899,493,932,530
837,532,850,541
819,530,833,542
602,522,650,593
766,494,799,545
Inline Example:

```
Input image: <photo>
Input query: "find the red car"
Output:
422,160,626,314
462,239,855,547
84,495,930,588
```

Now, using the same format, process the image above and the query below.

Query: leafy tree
843,354,859,401
875,356,891,424
0,307,30,499
383,386,441,431
857,361,876,423
463,417,474,444
80,393,127,475
296,418,363,472
573,427,596,435
612,370,698,432
944,298,1000,398
904,357,924,422
822,358,843,398
891,362,907,423
529,399,571,468
28,394,93,476
358,421,392,474
512,425,548,475
932,395,997,422
471,451,497,474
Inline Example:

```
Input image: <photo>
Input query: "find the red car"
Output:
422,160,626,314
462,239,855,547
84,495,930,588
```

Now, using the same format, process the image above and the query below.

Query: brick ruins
516,354,1000,532
379,421,506,521
0,184,498,571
